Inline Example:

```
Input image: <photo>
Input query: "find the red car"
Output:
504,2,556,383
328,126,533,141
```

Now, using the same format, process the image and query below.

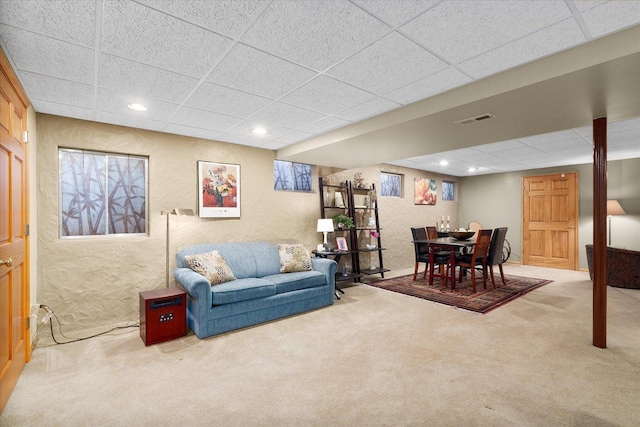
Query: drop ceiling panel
96,111,166,132
281,75,376,115
274,130,317,145
0,26,95,84
34,101,95,122
581,1,640,37
170,107,243,133
207,43,317,100
334,97,401,122
98,54,200,104
0,0,95,46
248,102,327,130
299,116,351,134
163,124,221,141
96,88,178,122
384,67,472,105
20,72,94,109
353,0,441,27
226,120,292,140
135,0,268,39
326,32,448,94
101,0,232,78
185,82,272,118
241,0,390,71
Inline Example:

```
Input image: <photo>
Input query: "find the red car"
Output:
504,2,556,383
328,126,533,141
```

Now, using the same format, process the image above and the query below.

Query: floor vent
455,113,497,126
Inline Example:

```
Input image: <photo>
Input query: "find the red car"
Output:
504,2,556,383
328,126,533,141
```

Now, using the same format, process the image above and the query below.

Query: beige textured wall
35,114,320,339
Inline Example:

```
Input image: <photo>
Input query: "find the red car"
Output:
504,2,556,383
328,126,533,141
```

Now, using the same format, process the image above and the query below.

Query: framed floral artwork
198,161,240,218
414,177,437,205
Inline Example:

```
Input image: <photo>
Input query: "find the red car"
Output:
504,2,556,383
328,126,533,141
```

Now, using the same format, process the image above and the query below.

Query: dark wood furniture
487,227,509,287
318,178,389,282
140,287,187,346
311,250,361,299
454,229,492,292
414,237,477,290
585,244,640,289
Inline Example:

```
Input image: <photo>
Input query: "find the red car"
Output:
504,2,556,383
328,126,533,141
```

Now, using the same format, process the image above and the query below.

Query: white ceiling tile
528,137,592,151
274,130,316,145
609,117,640,133
0,0,95,47
101,0,232,78
494,146,548,160
299,116,351,134
99,54,199,104
259,140,289,150
354,0,441,27
135,0,268,39
32,100,95,121
248,102,326,129
384,67,472,104
0,25,94,84
208,44,317,100
518,129,584,145
401,0,572,64
163,124,221,141
581,1,640,37
473,140,526,153
19,71,93,109
574,1,608,13
186,82,273,118
170,106,243,133
216,133,265,147
327,32,448,94
96,88,178,122
334,97,401,122
95,111,166,132
226,120,292,140
458,18,586,79
281,75,375,115
241,0,391,71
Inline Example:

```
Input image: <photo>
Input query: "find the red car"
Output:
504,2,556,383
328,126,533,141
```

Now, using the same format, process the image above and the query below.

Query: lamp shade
317,218,334,233
607,200,626,216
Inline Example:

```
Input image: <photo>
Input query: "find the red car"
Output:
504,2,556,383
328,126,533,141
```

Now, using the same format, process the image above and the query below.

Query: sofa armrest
174,267,212,310
311,257,338,291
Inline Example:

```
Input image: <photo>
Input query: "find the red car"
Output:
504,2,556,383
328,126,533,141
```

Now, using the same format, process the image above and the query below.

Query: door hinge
25,224,30,236
26,318,31,329
23,130,29,143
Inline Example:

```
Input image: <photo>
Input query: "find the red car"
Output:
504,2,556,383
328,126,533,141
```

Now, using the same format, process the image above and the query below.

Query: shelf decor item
332,213,354,230
317,218,334,251
336,236,349,251
198,161,240,218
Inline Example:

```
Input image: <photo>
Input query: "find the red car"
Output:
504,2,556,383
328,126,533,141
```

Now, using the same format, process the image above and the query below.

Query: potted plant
332,214,354,230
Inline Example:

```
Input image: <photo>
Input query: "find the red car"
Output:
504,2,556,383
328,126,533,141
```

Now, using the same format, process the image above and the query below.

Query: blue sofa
174,241,337,339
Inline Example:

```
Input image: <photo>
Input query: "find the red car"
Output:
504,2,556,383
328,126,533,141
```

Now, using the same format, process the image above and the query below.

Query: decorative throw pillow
279,244,313,273
184,250,236,285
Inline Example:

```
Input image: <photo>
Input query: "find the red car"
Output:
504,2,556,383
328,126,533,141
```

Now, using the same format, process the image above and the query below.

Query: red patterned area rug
367,273,553,314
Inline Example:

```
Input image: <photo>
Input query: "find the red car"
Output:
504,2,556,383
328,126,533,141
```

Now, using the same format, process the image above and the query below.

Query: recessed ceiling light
467,167,477,172
128,103,147,111
439,160,449,166
252,127,267,135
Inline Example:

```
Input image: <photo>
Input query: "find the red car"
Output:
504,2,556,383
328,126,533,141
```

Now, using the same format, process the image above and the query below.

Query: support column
593,117,607,348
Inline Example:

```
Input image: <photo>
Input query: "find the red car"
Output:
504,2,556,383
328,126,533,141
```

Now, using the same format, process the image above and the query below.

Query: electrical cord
36,305,139,346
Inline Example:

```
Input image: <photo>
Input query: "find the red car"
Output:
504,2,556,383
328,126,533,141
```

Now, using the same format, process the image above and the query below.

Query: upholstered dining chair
454,229,492,292
487,227,508,288
411,227,448,281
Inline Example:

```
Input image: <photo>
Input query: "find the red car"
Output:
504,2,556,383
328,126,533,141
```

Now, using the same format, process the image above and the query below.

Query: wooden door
0,48,30,414
523,173,578,270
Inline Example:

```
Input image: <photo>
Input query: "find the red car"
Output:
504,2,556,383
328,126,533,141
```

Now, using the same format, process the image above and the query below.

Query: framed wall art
335,236,349,251
198,161,240,218
414,177,437,205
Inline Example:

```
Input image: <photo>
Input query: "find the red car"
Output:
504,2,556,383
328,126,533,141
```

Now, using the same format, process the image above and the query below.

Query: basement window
442,181,455,201
274,160,313,192
59,148,148,237
380,172,402,197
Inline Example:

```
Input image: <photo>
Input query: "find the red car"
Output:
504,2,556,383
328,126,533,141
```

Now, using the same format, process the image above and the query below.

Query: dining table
413,237,476,290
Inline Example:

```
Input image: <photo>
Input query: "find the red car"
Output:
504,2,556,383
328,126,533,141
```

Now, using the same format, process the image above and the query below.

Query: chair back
425,226,439,239
411,227,429,258
472,229,492,261
487,227,508,266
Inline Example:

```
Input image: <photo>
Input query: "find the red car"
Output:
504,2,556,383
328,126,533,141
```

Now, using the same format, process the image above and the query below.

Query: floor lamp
317,218,334,251
162,208,195,287
606,200,626,246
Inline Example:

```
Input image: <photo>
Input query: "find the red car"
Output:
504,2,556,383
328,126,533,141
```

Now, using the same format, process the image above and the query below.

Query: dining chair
487,227,508,287
411,227,449,281
454,229,492,292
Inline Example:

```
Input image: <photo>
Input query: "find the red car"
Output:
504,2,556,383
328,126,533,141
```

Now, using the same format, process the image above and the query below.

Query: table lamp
162,208,195,287
317,219,334,251
606,200,626,246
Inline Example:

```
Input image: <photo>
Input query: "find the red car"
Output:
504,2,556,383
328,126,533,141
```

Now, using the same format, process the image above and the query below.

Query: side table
139,287,187,346
312,250,363,299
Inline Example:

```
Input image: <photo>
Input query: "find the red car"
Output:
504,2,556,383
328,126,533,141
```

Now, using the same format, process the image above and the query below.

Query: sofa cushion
278,243,312,273
184,250,236,285
263,271,326,294
211,277,276,305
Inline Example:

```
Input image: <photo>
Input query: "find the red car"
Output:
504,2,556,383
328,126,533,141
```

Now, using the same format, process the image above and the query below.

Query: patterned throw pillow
279,244,313,273
184,250,236,285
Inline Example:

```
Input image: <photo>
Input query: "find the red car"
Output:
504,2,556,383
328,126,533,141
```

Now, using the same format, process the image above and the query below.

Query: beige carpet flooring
2,264,640,426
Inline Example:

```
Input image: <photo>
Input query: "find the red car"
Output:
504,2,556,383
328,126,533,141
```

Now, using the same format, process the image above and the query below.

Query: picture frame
198,161,240,218
334,190,345,208
335,236,349,251
414,177,437,205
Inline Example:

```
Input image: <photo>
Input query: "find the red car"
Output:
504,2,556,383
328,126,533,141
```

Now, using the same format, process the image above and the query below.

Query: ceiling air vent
455,113,497,126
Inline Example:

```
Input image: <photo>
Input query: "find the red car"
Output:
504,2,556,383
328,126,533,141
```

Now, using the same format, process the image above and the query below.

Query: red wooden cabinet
140,287,187,345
